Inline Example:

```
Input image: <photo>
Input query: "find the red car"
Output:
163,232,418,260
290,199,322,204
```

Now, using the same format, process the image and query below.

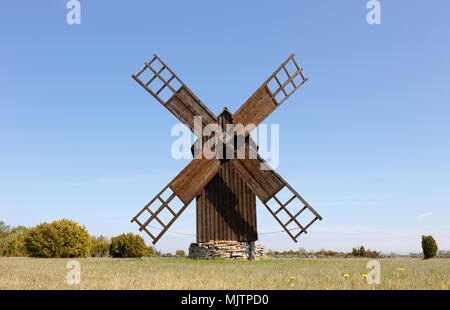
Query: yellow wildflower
362,274,367,278
442,285,447,289
397,267,405,271
344,274,350,278
290,276,296,280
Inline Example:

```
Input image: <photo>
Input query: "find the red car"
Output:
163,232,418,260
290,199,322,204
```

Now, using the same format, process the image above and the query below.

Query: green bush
352,246,366,257
422,235,438,259
147,246,161,257
175,250,186,256
0,222,29,257
109,233,147,258
91,235,110,257
5,239,20,256
265,248,349,257
24,219,91,258
0,220,10,256
298,247,307,255
4,226,28,257
352,245,380,258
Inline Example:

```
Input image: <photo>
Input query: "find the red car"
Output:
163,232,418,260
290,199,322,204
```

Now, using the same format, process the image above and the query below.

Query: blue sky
1,1,449,253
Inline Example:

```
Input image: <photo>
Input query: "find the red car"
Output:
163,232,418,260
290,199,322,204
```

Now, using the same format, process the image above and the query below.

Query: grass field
0,257,449,290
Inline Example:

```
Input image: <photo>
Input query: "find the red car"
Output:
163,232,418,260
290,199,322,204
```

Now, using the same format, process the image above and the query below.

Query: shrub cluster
0,222,29,257
24,219,91,258
351,246,380,258
109,233,147,258
175,250,186,256
314,249,343,256
91,235,110,257
147,246,161,257
4,218,441,260
266,248,348,257
266,246,381,258
1,220,162,258
422,235,438,259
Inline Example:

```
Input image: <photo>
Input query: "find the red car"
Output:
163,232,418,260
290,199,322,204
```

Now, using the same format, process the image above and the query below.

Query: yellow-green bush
90,235,110,257
0,222,29,257
24,219,91,258
147,246,161,257
0,221,10,256
109,233,147,258
6,239,21,256
5,226,28,257
175,250,186,256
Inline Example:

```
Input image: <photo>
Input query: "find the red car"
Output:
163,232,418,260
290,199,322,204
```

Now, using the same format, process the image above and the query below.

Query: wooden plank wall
196,160,258,242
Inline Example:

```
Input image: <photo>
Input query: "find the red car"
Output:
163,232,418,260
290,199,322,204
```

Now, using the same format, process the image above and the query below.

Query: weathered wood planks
166,86,217,134
196,160,258,242
230,156,284,203
232,86,277,136
170,158,221,204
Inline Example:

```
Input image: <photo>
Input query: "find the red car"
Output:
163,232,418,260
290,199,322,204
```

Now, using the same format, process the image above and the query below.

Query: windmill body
196,108,258,243
130,54,322,258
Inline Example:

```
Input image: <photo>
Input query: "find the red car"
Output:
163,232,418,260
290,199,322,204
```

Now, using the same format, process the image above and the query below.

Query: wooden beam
131,74,166,106
263,201,298,243
273,196,307,235
261,53,295,86
295,217,318,239
284,206,307,227
277,77,308,105
272,69,302,97
139,192,176,231
283,66,297,90
151,202,191,244
131,184,169,223
145,65,166,87
156,75,175,95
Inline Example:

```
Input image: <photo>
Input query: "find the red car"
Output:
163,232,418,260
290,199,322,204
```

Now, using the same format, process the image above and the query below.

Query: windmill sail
231,155,322,243
131,158,221,244
132,54,217,134
232,54,307,136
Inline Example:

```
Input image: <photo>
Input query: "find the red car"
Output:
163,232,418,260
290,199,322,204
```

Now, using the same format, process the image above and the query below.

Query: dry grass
0,257,448,290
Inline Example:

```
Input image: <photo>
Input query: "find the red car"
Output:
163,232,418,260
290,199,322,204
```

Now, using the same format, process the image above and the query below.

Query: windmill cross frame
130,54,322,244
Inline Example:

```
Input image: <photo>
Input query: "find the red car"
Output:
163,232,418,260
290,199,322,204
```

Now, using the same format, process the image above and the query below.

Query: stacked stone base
189,241,265,260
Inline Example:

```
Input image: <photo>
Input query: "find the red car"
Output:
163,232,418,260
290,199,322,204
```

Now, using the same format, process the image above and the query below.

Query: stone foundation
189,241,265,260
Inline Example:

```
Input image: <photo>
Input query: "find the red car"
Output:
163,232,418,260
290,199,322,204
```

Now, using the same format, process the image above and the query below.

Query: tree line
1,219,441,259
0,219,184,258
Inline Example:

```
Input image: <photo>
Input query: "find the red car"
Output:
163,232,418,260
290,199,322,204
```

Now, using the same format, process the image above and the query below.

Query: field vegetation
0,257,448,290
1,219,448,290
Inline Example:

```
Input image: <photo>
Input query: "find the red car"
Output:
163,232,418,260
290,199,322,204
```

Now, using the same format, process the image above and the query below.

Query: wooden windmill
131,54,322,245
